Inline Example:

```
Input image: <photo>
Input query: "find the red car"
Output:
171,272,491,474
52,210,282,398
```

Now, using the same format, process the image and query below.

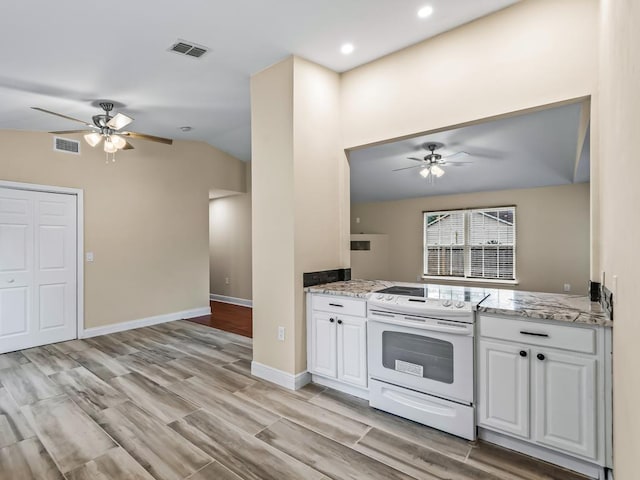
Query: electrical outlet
563,283,571,292
277,326,285,341
86,252,94,262
356,217,361,224
225,277,230,285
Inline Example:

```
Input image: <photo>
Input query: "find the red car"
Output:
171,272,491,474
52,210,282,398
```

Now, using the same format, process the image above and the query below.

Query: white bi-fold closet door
0,187,77,353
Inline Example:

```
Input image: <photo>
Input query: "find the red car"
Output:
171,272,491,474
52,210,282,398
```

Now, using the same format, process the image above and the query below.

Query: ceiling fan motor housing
92,102,115,129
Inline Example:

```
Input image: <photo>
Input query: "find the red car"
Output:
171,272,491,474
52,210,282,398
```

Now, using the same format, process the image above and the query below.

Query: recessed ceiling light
340,43,355,55
417,5,434,18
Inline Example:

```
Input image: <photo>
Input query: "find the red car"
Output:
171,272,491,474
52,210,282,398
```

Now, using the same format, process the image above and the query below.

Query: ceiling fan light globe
107,113,134,131
431,165,445,177
84,132,102,147
419,167,430,178
111,135,127,149
104,140,117,153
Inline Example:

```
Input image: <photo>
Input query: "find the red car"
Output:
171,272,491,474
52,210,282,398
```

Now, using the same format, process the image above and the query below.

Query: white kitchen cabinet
478,340,530,439
477,313,611,477
533,349,597,459
307,294,368,395
337,314,367,387
310,311,337,378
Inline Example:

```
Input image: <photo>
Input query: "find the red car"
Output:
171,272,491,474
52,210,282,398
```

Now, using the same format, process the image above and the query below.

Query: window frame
422,206,518,285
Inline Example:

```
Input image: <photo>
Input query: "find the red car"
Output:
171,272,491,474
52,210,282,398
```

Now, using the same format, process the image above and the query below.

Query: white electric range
367,284,489,440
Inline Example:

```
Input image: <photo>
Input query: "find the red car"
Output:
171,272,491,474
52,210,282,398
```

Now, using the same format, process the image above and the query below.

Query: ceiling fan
32,102,173,159
393,143,472,180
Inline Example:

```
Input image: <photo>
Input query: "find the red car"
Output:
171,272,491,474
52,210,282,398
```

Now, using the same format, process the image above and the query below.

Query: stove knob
386,295,394,301
376,294,384,299
442,300,452,307
455,301,466,309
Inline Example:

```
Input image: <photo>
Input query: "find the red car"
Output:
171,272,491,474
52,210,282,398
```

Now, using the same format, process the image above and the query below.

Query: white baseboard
81,306,211,339
251,361,310,390
210,294,253,308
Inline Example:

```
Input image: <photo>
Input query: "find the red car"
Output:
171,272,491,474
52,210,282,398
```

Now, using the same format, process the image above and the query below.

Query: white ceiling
0,0,518,161
349,102,590,203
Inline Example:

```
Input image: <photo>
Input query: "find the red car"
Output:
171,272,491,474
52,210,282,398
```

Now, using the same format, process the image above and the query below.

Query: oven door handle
369,317,473,336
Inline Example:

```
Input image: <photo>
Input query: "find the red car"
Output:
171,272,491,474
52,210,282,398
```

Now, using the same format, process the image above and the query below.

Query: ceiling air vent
169,39,209,59
53,137,80,155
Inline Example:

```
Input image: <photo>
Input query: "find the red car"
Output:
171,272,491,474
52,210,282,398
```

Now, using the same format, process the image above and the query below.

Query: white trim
478,428,606,479
422,275,519,286
0,180,85,343
210,293,253,308
251,361,311,390
80,306,211,339
311,374,369,400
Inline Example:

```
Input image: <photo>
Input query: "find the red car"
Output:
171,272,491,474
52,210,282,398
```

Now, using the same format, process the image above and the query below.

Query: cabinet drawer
478,315,596,354
311,295,366,317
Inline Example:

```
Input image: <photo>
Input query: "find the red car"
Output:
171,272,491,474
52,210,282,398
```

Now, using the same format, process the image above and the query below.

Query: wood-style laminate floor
0,321,589,480
187,301,252,338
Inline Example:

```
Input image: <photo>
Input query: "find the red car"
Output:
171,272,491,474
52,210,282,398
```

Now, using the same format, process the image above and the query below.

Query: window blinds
469,207,516,280
423,211,465,277
423,206,516,280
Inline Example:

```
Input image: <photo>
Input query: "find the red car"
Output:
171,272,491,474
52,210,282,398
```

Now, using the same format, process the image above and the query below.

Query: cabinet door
533,349,597,460
337,315,367,387
478,340,530,438
310,312,337,378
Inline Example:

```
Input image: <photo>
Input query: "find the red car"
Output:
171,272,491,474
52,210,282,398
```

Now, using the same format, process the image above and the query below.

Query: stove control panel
368,293,473,312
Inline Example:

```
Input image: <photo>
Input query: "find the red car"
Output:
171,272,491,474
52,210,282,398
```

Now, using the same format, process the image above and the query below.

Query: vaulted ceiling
0,0,517,161
349,102,590,203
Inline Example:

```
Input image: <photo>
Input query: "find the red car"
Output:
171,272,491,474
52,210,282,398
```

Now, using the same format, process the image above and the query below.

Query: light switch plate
86,252,94,262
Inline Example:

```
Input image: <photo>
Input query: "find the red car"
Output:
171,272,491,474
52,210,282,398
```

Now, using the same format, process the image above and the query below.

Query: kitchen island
304,279,612,479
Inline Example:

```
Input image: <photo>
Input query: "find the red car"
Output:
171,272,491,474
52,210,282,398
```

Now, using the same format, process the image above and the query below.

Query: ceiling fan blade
122,131,173,145
443,161,474,166
107,113,134,130
31,107,93,127
393,164,425,172
122,141,135,150
441,151,470,160
407,157,425,162
48,129,93,134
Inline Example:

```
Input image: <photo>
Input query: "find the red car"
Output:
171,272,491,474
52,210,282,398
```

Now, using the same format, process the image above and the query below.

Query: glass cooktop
376,285,488,303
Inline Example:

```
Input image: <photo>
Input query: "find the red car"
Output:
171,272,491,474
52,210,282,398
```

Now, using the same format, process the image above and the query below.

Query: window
423,206,516,281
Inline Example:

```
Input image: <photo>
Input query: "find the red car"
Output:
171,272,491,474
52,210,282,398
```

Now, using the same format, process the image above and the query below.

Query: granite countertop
304,279,612,327
304,279,394,298
476,289,612,327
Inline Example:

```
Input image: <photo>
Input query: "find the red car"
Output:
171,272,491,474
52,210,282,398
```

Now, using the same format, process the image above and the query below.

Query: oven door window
382,331,454,384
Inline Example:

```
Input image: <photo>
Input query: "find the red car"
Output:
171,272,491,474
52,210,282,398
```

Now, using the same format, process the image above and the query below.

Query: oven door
367,315,474,404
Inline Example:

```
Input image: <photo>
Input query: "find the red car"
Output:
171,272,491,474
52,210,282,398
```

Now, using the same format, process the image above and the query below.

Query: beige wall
251,57,348,374
209,193,252,300
598,0,640,477
209,163,252,301
351,184,590,294
0,130,245,329
251,57,297,373
341,0,597,150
